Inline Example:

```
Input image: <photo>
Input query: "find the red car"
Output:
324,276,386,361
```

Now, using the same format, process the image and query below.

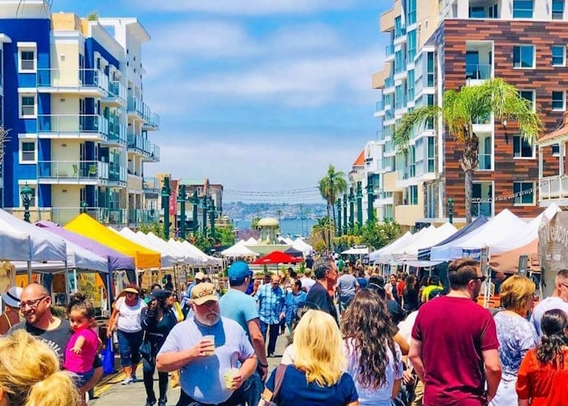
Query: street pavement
89,334,289,405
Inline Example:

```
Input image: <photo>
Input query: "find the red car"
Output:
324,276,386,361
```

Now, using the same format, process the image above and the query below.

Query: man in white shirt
531,269,568,336
299,268,316,293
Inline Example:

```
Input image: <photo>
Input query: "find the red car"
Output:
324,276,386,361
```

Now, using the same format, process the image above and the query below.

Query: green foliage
251,216,261,229
86,11,99,20
139,221,163,237
215,224,236,247
335,220,401,251
191,232,214,252
312,216,334,248
313,240,327,253
318,164,348,247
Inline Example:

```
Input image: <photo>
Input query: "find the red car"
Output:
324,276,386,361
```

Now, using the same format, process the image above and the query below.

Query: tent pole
73,268,78,293
64,261,70,304
27,261,32,286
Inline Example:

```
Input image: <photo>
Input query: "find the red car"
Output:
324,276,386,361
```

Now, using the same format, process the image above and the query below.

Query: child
63,292,100,405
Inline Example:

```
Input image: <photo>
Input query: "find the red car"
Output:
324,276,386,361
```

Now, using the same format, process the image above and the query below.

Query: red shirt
516,348,568,405
412,296,499,405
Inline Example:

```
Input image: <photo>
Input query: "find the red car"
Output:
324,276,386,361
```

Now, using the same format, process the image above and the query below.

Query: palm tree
394,78,542,224
318,164,348,244
312,216,333,249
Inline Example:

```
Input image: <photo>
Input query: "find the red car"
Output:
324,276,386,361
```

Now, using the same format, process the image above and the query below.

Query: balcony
384,76,395,90
145,143,160,162
540,175,568,204
102,81,126,107
37,160,109,185
108,162,127,187
127,96,145,119
466,64,492,82
37,114,109,141
104,116,127,147
128,209,159,225
143,177,161,195
36,69,109,97
127,134,160,161
143,111,160,131
385,44,395,59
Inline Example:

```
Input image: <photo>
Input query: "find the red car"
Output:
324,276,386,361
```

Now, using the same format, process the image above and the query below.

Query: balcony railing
143,111,160,131
37,160,109,182
149,144,160,161
385,44,394,57
466,64,492,80
376,101,384,112
37,114,109,137
385,77,394,89
127,96,144,117
107,116,127,145
540,175,568,201
143,177,160,193
36,69,109,94
108,163,127,184
107,81,126,101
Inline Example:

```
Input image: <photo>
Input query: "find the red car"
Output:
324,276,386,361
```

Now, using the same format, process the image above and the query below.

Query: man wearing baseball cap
220,262,268,405
157,283,257,405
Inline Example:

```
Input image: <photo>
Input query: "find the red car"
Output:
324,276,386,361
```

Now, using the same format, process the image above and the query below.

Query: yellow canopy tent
65,214,161,269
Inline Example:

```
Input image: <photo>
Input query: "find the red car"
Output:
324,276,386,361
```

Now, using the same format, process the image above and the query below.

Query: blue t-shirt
158,316,254,404
494,312,537,378
266,364,358,406
219,289,259,339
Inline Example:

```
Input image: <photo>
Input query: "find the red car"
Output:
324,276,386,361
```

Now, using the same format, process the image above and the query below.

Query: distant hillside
223,202,327,221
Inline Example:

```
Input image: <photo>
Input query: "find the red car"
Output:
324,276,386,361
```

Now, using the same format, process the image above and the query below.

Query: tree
139,221,163,236
311,216,333,250
318,164,348,245
359,220,402,250
394,78,542,224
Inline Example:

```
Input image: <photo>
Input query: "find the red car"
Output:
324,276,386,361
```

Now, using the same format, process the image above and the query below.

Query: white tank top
115,297,147,333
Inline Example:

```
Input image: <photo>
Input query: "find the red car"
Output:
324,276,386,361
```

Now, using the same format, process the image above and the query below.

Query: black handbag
139,331,152,359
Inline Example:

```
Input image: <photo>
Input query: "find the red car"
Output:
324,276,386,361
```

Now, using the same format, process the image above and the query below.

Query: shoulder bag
258,364,287,406
139,330,152,359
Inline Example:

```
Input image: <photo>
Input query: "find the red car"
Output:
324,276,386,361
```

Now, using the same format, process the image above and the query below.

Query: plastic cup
224,367,239,389
203,335,215,356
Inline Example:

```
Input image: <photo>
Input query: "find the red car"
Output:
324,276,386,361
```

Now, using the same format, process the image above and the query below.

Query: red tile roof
353,150,365,167
538,112,568,144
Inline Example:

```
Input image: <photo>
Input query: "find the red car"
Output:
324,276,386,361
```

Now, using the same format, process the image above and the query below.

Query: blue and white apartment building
0,0,161,226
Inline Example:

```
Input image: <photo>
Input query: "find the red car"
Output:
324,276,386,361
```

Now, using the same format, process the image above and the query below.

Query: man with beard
409,258,502,406
157,283,257,406
9,283,102,395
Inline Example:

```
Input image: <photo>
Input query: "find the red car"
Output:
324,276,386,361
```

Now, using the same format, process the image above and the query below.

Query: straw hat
122,287,139,295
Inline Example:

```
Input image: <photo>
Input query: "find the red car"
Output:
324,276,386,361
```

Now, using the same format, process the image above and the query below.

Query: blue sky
52,0,389,202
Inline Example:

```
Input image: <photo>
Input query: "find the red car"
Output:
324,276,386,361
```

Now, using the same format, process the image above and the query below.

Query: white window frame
552,90,565,111
19,94,36,118
513,135,535,159
19,139,37,164
552,45,566,67
518,89,536,111
17,42,37,73
513,45,535,69
18,181,37,208
513,181,535,206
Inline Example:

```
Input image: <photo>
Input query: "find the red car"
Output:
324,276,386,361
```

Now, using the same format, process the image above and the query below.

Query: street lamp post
342,193,348,235
348,187,355,232
448,197,454,224
356,181,363,227
366,176,375,223
190,190,199,234
20,183,33,223
177,184,187,240
202,194,208,236
161,176,171,240
336,198,342,237
209,197,216,238
80,201,88,214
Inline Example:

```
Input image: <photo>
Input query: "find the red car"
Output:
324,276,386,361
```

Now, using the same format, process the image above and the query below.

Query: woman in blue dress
282,279,307,343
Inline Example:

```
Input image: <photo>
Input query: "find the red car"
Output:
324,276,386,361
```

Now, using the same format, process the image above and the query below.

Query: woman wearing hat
0,287,23,335
107,284,147,385
141,289,178,406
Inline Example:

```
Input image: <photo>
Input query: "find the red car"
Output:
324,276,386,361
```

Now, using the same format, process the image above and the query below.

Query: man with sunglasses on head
530,268,568,336
409,258,502,406
9,283,103,393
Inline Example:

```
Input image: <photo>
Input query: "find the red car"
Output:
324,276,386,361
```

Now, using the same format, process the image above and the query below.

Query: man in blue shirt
220,262,269,405
157,283,257,405
256,274,285,357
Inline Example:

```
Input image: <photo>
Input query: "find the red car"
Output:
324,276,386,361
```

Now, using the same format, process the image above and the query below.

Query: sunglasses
19,296,48,310
471,276,487,283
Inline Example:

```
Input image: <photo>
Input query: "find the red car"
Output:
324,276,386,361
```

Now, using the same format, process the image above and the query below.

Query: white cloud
151,132,361,201
132,0,361,15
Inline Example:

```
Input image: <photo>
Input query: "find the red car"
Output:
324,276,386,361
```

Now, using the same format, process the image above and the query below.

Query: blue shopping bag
101,337,115,374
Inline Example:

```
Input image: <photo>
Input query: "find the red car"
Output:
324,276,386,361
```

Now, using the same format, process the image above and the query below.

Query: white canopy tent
376,229,431,263
342,247,369,255
431,209,528,261
291,238,312,256
221,241,258,257
142,232,197,265
395,223,458,260
245,237,258,245
181,241,222,266
118,228,180,268
369,231,412,262
167,240,207,267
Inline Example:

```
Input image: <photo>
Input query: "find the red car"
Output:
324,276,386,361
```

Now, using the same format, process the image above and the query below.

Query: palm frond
394,105,440,151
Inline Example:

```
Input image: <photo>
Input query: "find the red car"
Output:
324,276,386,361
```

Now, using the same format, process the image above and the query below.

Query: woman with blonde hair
490,275,538,406
0,330,80,406
262,310,359,405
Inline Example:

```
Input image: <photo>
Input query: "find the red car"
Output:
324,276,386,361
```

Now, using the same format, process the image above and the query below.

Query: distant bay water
234,218,316,237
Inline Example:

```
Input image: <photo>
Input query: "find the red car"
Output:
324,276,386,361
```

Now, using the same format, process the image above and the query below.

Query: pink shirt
63,328,99,373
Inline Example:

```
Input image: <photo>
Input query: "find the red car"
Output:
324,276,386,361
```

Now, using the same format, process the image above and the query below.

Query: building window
18,48,36,73
513,0,533,18
19,95,36,118
407,30,416,62
469,6,485,18
552,91,565,110
514,182,535,205
488,3,499,18
19,140,36,163
0,95,3,126
409,185,418,205
407,0,416,25
407,69,415,101
513,135,534,158
552,0,564,19
552,45,565,66
513,45,535,68
472,182,493,217
519,90,535,111
427,136,435,172
427,52,435,87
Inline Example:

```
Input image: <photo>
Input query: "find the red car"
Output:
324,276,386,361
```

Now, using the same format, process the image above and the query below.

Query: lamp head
20,183,33,204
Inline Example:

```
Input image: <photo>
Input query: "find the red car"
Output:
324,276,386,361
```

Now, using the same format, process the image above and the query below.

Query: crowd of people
0,258,567,405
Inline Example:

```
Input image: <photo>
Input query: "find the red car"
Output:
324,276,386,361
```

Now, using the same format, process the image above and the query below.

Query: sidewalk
89,334,289,405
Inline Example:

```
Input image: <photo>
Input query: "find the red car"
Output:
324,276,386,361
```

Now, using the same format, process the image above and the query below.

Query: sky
52,0,389,203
